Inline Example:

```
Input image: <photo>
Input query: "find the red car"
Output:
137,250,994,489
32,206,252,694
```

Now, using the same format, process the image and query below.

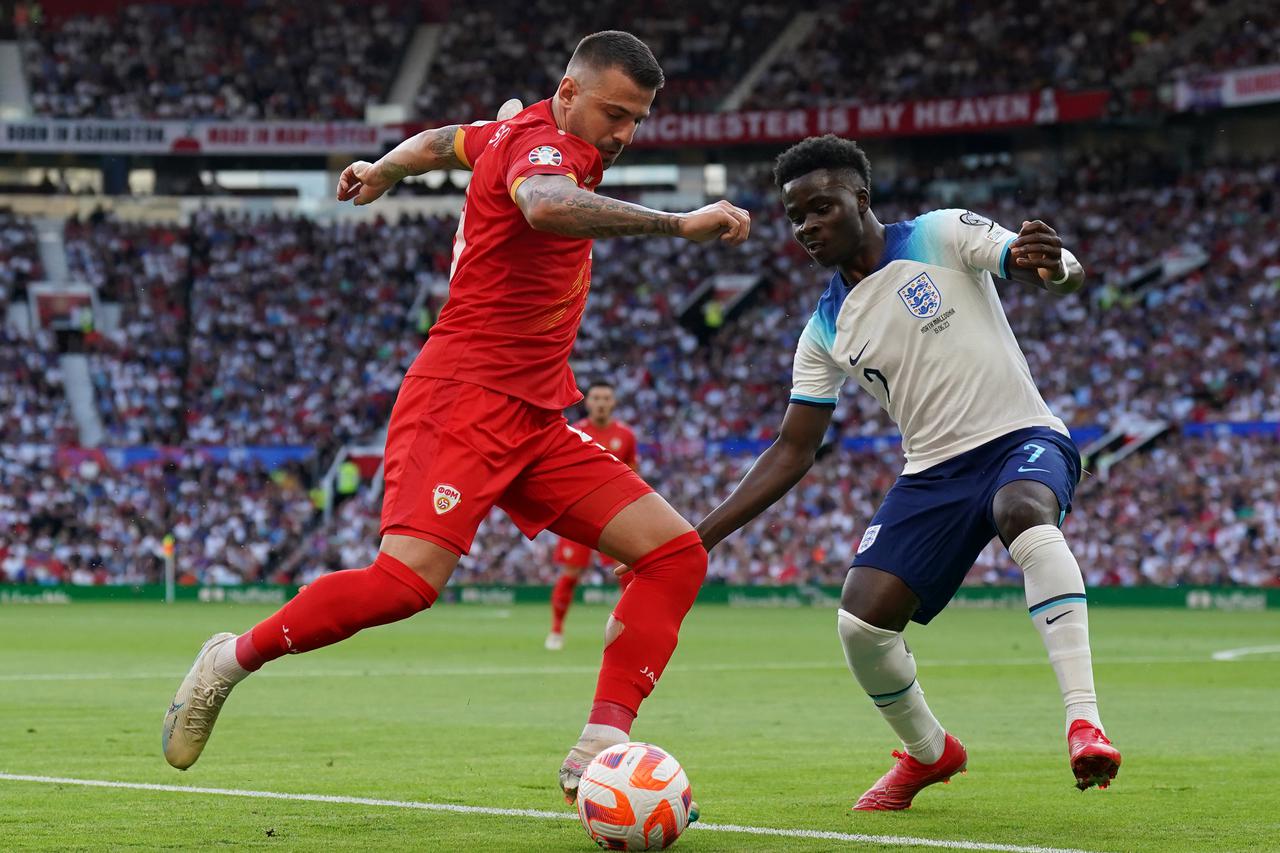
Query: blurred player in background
546,380,639,651
679,135,1121,808
161,30,750,804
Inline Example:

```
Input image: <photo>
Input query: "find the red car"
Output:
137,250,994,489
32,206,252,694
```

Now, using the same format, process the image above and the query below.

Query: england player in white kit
693,136,1122,808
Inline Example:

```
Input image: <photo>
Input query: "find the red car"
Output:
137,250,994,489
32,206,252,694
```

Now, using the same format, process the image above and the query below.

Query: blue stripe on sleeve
790,395,837,408
999,235,1015,279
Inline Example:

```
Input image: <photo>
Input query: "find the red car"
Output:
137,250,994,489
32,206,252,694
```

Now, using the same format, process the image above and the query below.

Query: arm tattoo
518,176,681,239
424,125,464,170
378,125,464,180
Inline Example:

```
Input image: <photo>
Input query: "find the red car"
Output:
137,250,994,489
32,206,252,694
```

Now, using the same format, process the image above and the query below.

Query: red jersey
407,100,604,410
574,418,638,468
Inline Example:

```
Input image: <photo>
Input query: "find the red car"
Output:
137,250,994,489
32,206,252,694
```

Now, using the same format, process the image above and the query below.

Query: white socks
212,638,251,685
1009,524,1102,733
577,723,628,751
837,609,946,764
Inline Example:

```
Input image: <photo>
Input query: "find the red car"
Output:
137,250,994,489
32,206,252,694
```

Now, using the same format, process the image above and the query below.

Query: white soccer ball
576,742,693,850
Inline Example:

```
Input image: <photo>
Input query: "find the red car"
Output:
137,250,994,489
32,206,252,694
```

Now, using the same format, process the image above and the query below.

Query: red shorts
381,377,653,556
555,537,599,571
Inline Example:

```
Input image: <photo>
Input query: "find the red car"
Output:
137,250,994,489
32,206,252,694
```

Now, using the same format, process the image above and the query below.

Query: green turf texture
1,602,1277,851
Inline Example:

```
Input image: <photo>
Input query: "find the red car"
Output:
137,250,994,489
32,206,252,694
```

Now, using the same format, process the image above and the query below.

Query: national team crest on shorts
857,524,881,554
528,145,562,166
898,272,942,319
433,483,462,515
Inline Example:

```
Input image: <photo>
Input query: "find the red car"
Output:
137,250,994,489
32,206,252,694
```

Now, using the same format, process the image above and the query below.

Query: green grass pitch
1,602,1277,851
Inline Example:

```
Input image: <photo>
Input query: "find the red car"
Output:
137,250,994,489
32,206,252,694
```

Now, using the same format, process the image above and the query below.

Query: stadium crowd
18,1,413,120
1,156,1278,588
0,445,314,586
221,430,1280,591
15,1,1276,121
740,0,1272,110
64,214,189,445
413,0,791,120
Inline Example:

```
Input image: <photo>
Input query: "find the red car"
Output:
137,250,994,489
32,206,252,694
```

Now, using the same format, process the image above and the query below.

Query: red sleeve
454,122,498,170
504,127,599,199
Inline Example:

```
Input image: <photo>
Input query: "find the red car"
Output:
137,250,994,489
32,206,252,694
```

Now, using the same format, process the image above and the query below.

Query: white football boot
544,632,565,651
162,632,239,769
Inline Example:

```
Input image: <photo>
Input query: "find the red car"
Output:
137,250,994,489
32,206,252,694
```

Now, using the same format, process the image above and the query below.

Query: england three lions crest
898,272,942,319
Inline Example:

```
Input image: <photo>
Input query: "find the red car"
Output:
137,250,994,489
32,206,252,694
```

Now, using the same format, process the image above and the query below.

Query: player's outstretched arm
337,99,524,206
694,403,833,552
1007,219,1085,295
515,175,750,244
336,126,467,205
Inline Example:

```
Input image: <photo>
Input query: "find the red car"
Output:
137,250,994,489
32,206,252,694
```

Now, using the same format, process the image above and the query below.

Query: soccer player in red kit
161,31,750,804
546,380,638,651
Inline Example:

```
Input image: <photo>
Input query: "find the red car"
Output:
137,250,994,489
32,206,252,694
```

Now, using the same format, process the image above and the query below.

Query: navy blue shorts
851,427,1081,625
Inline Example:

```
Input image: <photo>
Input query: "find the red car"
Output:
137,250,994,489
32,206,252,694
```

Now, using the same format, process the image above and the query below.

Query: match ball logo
433,483,462,515
528,145,563,166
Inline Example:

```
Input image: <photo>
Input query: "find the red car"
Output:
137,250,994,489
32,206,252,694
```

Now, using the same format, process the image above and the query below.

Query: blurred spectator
0,208,44,303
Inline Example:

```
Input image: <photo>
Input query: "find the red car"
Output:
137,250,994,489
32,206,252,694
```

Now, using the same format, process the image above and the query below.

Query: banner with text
0,89,1110,156
1170,64,1280,112
0,119,386,155
630,89,1110,148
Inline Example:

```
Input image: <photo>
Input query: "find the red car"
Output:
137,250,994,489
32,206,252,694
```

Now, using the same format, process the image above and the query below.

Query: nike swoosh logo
1018,466,1050,473
848,341,869,366
1046,610,1074,624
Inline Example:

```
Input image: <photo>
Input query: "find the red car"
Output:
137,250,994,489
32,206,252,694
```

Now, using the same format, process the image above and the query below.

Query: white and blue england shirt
790,208,1069,475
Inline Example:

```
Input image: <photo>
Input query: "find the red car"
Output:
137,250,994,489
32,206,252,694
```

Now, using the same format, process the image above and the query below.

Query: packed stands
413,0,791,120
0,445,314,585
14,0,1277,122
742,0,1271,109
3,152,1276,587
19,1,413,120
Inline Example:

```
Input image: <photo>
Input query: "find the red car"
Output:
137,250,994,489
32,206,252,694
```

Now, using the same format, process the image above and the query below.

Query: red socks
592,530,707,715
231,530,704,729
550,571,579,634
588,699,637,733
236,552,437,671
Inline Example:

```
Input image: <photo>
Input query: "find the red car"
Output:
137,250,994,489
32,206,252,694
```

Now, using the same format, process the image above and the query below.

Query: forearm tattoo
425,125,464,170
520,178,681,238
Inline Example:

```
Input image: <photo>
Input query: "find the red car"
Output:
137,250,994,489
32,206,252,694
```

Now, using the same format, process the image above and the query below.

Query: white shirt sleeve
948,209,1018,279
789,318,844,407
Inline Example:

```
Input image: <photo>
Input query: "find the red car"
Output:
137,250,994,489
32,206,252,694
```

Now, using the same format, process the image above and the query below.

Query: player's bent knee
615,531,707,614
378,532,461,593
993,483,1061,544
840,566,918,632
659,533,708,595
597,492,694,566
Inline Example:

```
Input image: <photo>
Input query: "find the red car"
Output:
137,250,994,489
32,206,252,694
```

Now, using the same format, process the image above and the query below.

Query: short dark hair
773,135,872,192
570,31,664,90
586,380,615,393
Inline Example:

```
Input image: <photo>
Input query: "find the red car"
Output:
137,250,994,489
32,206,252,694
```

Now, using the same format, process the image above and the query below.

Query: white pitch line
0,654,1233,683
0,772,1100,853
1211,644,1280,661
